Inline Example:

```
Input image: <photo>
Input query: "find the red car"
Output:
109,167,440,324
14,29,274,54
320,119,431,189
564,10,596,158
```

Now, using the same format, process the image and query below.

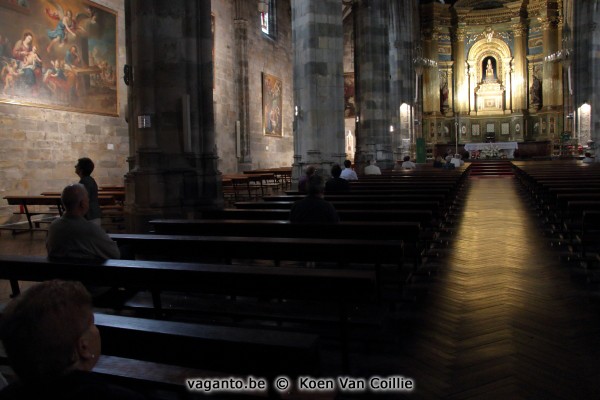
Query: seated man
298,165,316,193
325,164,350,193
340,159,358,181
46,184,120,260
400,156,417,170
364,160,382,175
290,175,339,223
582,152,594,163
450,154,463,168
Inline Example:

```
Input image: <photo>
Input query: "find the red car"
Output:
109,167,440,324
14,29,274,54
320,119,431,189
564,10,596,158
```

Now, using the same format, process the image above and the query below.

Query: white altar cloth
464,142,518,159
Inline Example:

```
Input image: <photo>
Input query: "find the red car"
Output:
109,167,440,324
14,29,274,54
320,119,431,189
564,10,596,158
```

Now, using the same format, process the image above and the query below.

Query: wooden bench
95,313,320,377
201,208,436,226
0,255,375,373
108,233,404,268
150,218,425,269
2,195,115,234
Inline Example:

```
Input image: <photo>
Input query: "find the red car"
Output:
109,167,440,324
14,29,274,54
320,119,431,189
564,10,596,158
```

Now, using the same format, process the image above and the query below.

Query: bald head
61,184,89,215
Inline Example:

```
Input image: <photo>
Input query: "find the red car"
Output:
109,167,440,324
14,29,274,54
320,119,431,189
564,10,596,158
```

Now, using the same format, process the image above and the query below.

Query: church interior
0,0,600,398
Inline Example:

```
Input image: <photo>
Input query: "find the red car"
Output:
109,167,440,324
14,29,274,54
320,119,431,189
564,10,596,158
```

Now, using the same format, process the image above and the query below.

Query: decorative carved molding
511,23,527,37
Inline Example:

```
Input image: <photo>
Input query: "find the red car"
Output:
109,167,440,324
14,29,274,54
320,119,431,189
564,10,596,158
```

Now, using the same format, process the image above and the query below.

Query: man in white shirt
400,156,417,170
340,159,358,180
450,154,463,168
364,160,382,175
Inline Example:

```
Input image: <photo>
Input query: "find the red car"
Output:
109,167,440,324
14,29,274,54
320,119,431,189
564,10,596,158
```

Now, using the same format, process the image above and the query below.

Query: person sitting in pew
298,165,316,193
0,280,145,399
364,159,382,175
433,156,444,168
325,164,350,193
291,175,339,223
582,152,594,163
46,184,120,260
400,155,417,170
340,159,358,181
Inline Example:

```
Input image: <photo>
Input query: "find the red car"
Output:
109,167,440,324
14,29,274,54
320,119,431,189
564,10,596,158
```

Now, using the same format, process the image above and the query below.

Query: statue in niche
483,57,496,82
530,75,542,108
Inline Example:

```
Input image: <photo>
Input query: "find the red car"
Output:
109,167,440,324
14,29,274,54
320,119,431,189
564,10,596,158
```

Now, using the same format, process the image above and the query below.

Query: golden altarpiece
420,0,566,154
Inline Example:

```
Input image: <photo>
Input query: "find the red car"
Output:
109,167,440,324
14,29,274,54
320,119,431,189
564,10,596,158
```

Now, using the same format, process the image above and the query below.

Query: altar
464,142,518,159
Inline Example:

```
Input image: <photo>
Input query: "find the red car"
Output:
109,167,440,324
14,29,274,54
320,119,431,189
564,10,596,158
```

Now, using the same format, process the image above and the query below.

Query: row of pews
0,168,471,398
513,160,600,284
1,186,125,234
222,168,292,205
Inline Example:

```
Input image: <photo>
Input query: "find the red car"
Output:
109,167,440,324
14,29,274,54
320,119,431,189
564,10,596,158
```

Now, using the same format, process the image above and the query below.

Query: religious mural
262,72,282,136
0,0,117,115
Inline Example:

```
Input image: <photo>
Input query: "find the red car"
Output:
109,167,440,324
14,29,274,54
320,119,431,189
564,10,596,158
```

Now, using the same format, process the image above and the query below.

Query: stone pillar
541,17,562,108
573,0,600,159
422,27,441,116
353,0,393,171
467,60,476,113
292,0,345,183
388,0,417,160
502,57,512,112
124,0,221,232
234,0,252,169
453,26,468,113
511,22,528,112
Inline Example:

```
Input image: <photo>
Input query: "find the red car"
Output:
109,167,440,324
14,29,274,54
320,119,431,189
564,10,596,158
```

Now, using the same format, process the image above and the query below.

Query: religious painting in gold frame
0,0,118,116
262,72,282,136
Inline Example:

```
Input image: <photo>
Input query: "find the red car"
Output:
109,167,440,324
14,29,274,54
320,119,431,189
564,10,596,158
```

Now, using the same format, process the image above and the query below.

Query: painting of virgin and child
0,0,117,115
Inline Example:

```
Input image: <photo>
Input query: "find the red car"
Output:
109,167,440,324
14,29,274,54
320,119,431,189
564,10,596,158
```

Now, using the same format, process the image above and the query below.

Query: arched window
259,0,276,38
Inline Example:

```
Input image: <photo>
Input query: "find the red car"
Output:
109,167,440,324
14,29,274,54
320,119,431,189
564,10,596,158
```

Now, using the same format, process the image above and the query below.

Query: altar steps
468,160,514,176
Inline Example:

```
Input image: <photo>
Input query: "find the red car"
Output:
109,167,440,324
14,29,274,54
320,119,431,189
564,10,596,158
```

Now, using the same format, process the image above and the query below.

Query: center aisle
400,176,600,399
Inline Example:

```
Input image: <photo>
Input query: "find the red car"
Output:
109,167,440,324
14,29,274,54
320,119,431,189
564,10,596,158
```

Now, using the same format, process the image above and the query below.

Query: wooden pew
95,313,320,377
150,219,424,269
3,195,115,233
0,255,375,373
201,208,435,225
108,233,403,270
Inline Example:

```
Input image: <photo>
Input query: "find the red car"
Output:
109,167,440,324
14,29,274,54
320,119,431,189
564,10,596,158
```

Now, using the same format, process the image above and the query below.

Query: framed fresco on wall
0,0,118,116
262,72,282,136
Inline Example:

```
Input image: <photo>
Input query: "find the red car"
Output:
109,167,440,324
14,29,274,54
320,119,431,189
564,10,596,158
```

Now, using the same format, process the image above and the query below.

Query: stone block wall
0,0,128,222
212,0,293,173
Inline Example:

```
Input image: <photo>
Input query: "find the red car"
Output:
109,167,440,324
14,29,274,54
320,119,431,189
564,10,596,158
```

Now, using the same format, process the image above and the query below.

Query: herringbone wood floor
393,177,600,399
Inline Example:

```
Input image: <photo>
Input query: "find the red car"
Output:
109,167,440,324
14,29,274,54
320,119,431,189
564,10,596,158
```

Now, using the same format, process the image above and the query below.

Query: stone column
541,17,562,108
124,0,221,232
292,0,345,183
453,26,468,113
512,22,528,112
422,27,441,116
388,0,417,160
502,57,512,112
234,0,251,169
353,0,393,171
467,60,476,113
573,0,600,159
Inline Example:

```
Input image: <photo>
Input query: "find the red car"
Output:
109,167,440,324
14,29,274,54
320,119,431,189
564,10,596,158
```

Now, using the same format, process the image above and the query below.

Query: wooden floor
392,176,600,399
1,176,600,399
